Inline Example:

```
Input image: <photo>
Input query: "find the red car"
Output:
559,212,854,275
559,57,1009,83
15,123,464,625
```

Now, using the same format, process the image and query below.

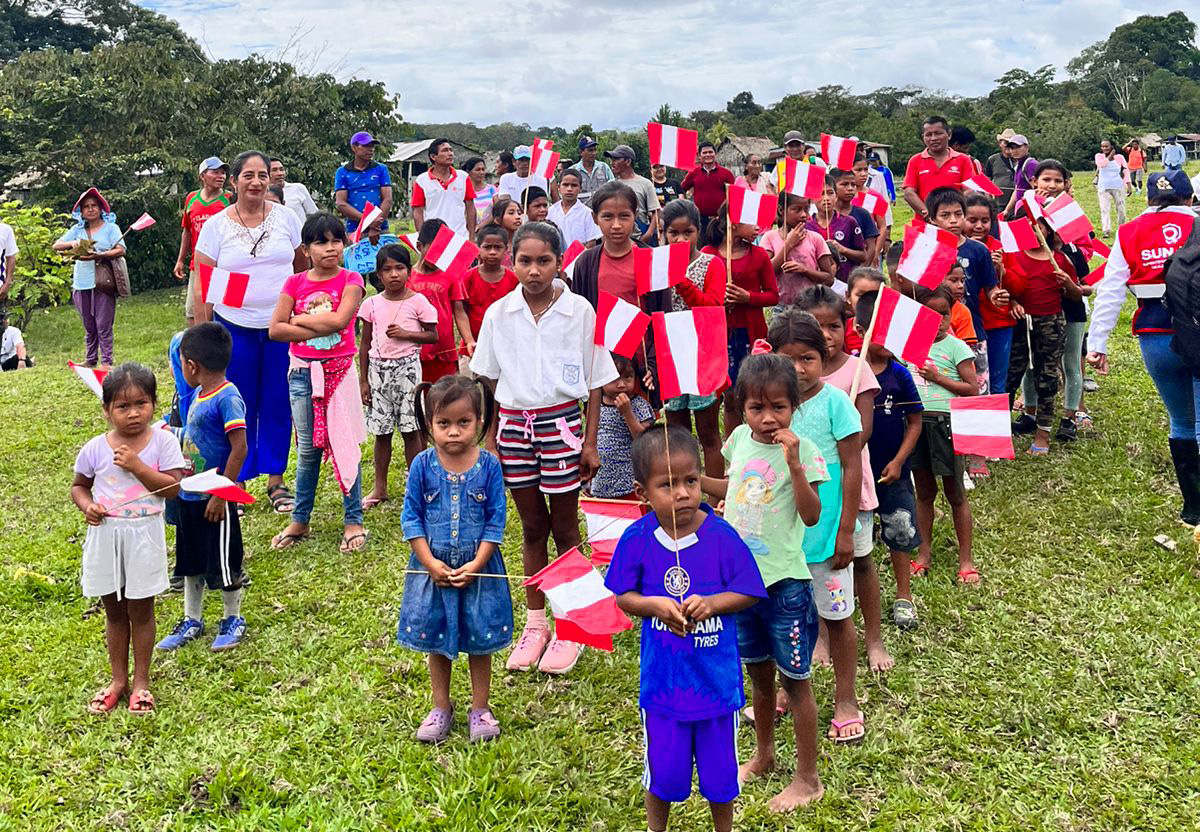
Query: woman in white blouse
194,150,306,513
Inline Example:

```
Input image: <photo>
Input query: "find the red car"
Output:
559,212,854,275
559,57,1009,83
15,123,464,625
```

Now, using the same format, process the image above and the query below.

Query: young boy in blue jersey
157,323,250,652
605,425,766,832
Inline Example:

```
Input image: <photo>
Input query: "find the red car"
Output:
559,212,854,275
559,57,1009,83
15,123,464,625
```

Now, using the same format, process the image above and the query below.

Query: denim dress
397,449,513,658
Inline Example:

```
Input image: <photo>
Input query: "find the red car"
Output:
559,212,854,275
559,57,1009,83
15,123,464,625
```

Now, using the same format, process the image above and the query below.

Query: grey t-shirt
622,174,660,229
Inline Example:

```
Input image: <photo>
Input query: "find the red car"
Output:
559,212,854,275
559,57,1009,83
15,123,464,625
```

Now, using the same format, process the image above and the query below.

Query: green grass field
2,170,1200,831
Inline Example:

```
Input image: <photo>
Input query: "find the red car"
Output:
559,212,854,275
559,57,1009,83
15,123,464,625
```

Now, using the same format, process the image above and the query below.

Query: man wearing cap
175,156,231,325
985,129,1018,208
681,141,734,245
269,157,319,223
902,115,975,218
1162,136,1186,173
607,144,661,245
1001,134,1037,217
568,136,613,207
498,144,550,203
335,131,393,234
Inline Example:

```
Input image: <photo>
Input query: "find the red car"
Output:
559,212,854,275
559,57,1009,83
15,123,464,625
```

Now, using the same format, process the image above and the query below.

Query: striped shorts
497,402,583,494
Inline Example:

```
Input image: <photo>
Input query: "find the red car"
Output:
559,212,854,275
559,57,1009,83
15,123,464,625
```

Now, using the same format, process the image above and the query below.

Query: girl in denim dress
398,376,511,743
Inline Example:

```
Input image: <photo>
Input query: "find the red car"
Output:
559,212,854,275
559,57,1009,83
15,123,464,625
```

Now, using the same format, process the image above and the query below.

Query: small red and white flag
776,158,825,199
852,189,888,217
1090,237,1111,259
1042,194,1094,243
962,174,1002,197
69,361,106,397
950,394,1014,459
996,217,1040,253
399,232,420,251
634,242,689,295
1084,262,1106,287
351,201,384,244
596,291,651,360
1022,190,1044,220
424,224,479,279
647,122,699,169
128,212,156,231
727,185,777,231
198,263,251,308
870,287,942,366
562,240,586,279
652,306,729,400
530,147,560,181
179,469,257,504
820,133,858,170
580,497,644,565
897,222,959,288
524,547,633,650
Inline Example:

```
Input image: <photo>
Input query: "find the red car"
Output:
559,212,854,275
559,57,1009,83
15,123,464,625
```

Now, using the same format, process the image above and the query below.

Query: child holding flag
460,225,518,346
607,425,768,831
806,179,866,282
410,219,474,383
761,194,837,307
591,353,654,500
547,169,601,250
962,192,1018,395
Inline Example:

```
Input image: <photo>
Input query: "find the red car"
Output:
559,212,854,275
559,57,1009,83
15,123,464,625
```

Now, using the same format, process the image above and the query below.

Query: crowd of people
52,116,1200,830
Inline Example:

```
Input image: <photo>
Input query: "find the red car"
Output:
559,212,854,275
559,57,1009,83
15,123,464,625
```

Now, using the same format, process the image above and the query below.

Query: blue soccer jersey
178,381,246,502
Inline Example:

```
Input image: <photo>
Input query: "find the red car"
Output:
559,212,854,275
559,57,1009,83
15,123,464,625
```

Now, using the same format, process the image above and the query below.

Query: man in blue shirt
335,131,393,234
1162,136,1186,173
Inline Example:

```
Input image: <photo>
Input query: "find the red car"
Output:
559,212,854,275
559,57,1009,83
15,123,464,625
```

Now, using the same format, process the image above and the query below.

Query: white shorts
809,557,855,621
853,509,875,559
81,513,168,600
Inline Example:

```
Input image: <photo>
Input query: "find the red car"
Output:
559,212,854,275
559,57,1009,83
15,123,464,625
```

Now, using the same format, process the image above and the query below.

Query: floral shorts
365,354,421,436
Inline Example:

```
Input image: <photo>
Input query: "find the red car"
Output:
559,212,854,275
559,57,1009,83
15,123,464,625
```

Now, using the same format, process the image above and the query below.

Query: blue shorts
875,474,920,552
727,327,752,386
641,709,739,804
736,578,819,680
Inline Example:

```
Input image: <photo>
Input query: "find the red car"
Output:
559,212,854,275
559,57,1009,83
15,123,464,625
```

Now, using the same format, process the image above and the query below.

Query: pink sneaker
505,625,551,671
537,637,584,675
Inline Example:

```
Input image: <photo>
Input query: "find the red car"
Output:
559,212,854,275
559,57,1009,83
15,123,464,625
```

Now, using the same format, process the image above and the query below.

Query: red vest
1122,210,1195,335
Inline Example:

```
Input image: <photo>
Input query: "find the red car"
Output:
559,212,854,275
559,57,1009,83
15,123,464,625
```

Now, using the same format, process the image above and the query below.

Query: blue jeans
288,367,363,526
985,327,1013,395
736,578,818,680
1139,333,1199,441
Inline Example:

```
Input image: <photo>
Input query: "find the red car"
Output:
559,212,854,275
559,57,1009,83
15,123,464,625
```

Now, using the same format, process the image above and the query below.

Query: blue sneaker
156,617,204,650
210,616,246,651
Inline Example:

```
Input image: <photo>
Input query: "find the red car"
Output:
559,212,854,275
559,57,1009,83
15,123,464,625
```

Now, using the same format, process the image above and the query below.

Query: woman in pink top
733,153,777,194
268,214,368,553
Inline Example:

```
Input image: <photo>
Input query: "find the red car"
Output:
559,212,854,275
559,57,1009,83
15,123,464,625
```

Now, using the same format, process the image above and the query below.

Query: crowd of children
71,140,1117,830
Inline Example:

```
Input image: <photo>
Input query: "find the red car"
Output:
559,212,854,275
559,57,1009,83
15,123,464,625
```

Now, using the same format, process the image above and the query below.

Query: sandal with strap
829,713,866,744
266,484,295,514
957,568,981,585
87,686,124,715
910,560,929,577
128,689,155,715
339,531,369,553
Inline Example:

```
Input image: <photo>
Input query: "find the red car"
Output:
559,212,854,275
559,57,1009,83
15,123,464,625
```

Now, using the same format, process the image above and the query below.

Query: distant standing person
902,116,974,219
1162,136,1186,173
984,129,1017,208
174,157,230,326
734,153,776,194
335,131,393,235
606,145,660,246
0,214,18,319
949,125,982,174
681,141,735,245
1123,140,1146,194
411,138,477,238
494,151,515,181
53,188,125,367
1002,135,1037,216
569,136,614,207
269,158,319,223
650,163,683,208
1094,140,1131,237
463,156,498,216
498,145,549,203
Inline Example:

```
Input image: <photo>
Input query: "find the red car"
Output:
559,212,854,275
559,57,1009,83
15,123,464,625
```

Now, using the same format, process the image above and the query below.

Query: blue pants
288,367,363,526
1139,333,1198,440
985,327,1013,395
641,710,739,804
217,315,292,480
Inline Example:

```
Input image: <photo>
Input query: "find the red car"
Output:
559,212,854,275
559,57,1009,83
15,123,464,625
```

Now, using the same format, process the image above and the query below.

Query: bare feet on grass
767,775,825,813
811,635,832,667
866,639,894,672
737,753,775,785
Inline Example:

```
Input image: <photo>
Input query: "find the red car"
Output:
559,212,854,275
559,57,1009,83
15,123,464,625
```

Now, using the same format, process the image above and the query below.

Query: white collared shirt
470,279,618,408
547,200,601,249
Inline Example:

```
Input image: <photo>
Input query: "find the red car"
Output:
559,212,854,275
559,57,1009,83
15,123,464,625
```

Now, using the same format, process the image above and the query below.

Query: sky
141,0,1187,129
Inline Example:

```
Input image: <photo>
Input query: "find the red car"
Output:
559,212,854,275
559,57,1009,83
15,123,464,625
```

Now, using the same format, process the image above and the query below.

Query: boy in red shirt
175,157,230,325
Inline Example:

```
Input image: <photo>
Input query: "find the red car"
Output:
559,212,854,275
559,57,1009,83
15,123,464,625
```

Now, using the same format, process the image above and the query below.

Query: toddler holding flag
607,425,767,832
591,353,654,500
410,219,474,383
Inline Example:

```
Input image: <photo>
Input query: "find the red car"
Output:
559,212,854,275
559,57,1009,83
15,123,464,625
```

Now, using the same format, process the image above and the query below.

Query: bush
0,201,73,328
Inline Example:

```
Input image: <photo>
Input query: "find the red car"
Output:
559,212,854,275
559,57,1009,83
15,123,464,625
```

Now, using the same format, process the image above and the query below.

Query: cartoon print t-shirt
721,424,829,586
74,430,186,517
281,268,365,360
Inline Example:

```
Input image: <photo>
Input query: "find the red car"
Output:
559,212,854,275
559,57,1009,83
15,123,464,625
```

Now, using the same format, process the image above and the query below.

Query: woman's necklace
234,201,271,257
527,287,560,322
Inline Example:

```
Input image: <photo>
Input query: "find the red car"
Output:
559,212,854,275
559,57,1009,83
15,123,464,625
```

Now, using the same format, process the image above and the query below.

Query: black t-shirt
653,179,683,208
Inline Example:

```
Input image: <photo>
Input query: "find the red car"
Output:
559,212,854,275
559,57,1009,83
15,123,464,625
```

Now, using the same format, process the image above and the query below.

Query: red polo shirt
903,149,974,200
681,164,735,217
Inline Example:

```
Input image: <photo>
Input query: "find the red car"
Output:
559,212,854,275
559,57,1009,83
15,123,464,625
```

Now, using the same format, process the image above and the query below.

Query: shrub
0,201,73,329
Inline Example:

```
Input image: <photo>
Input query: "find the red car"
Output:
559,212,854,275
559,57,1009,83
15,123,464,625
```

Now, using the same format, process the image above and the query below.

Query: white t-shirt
0,222,18,285
282,182,319,222
412,169,473,236
498,172,550,203
0,325,23,363
546,200,601,249
194,204,303,328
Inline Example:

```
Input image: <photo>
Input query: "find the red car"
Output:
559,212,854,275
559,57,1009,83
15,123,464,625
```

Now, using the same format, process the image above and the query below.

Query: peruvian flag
198,263,251,308
996,217,1039,253
524,547,633,650
727,185,777,230
69,361,106,397
351,201,383,244
870,287,942,366
596,291,651,360
580,497,644,566
776,158,825,199
1090,237,1111,259
179,469,257,504
950,394,1014,459
820,133,858,170
852,189,888,218
1084,262,1107,287
399,232,420,251
647,122,699,169
424,224,479,279
1022,191,1044,220
1042,194,1094,243
562,240,586,279
634,241,689,294
530,147,560,181
532,137,554,166
128,212,156,231
652,306,729,400
897,222,959,288
962,175,1002,197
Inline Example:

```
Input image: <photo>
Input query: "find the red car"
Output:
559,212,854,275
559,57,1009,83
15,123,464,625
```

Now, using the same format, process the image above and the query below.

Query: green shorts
911,412,961,478
664,393,719,412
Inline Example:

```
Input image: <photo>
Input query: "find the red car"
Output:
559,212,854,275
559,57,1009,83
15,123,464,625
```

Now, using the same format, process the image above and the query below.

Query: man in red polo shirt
902,116,974,219
681,141,735,244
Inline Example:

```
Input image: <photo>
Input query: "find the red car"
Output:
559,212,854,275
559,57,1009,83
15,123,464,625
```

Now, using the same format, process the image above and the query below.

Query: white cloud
140,0,1185,128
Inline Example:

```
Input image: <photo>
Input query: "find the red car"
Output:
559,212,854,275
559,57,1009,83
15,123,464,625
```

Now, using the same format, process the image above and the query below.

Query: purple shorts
640,709,740,804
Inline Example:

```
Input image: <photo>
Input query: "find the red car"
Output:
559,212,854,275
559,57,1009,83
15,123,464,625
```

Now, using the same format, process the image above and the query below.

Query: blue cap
578,135,598,150
514,145,532,160
198,156,227,175
1148,170,1193,201
350,131,378,146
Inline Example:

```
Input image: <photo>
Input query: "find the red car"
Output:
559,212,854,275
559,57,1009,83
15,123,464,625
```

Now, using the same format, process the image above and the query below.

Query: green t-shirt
721,424,830,586
910,334,974,413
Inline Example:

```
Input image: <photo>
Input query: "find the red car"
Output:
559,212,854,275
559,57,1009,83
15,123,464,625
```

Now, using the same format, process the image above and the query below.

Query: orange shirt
950,300,977,345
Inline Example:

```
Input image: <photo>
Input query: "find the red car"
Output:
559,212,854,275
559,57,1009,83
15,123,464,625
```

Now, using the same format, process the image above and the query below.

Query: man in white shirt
0,219,19,319
498,145,550,203
268,158,319,223
411,138,477,237
0,312,27,370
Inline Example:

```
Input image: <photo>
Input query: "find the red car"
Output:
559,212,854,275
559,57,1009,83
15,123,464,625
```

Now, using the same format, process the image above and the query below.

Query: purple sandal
468,708,501,743
416,706,454,743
